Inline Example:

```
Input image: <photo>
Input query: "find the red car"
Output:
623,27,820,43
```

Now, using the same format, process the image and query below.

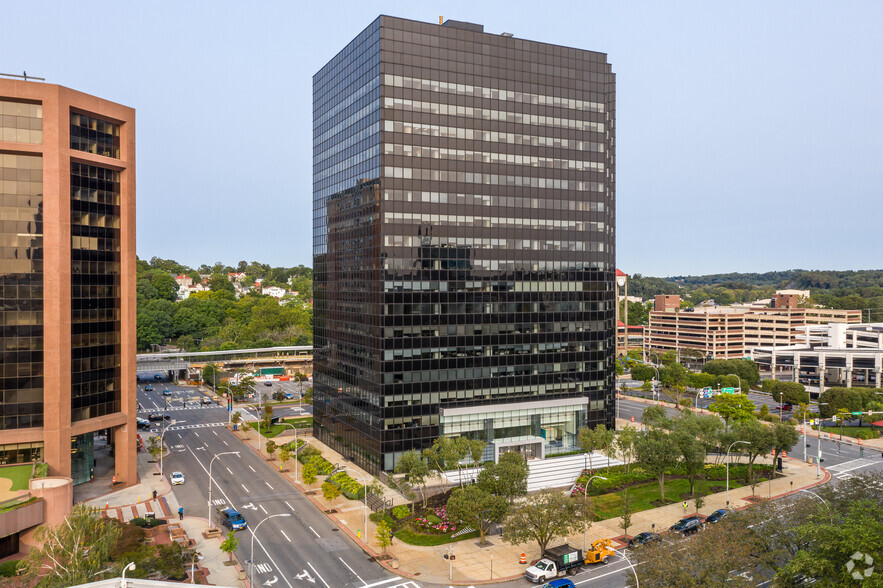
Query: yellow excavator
584,539,615,565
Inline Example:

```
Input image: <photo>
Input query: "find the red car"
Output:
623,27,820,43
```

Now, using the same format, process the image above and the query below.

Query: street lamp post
727,373,742,393
726,441,750,508
348,469,371,545
250,513,291,588
120,562,136,588
816,402,828,479
620,549,640,588
208,452,239,529
798,488,833,524
159,419,181,477
582,475,608,551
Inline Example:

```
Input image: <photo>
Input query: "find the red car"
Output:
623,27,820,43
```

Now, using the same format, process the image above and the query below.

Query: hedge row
328,471,365,500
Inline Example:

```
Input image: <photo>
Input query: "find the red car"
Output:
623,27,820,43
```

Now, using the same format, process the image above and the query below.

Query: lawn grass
0,464,32,491
591,478,744,521
249,417,313,438
819,426,880,438
393,525,480,546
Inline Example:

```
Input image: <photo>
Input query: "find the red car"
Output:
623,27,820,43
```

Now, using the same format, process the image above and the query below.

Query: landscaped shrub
369,511,395,527
307,455,334,475
130,517,166,528
0,560,22,577
328,472,365,500
855,429,880,440
32,463,49,478
297,445,321,464
391,505,411,520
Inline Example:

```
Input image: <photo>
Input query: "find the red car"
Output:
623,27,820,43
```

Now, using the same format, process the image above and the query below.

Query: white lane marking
338,557,364,585
307,562,330,588
242,484,249,492
223,440,228,446
309,526,320,538
260,504,268,514
194,432,200,438
176,433,182,440
249,465,256,473
361,579,400,588
281,529,291,542
284,501,294,511
266,481,274,490
213,430,218,436
226,467,233,475
184,445,293,588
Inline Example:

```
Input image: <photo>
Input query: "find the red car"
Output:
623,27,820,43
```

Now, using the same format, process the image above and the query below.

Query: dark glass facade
0,153,44,430
70,112,120,158
314,16,615,473
70,162,121,422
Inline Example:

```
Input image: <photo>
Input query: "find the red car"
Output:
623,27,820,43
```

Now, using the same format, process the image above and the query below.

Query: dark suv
670,516,703,535
627,532,661,548
219,508,247,531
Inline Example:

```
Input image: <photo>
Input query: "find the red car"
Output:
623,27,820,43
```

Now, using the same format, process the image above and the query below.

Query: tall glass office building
313,16,615,473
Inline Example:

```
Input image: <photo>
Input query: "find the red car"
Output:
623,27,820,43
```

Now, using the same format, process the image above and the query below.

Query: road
138,382,436,588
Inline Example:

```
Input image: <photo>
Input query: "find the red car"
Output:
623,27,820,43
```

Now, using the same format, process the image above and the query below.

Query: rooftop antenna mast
0,71,46,82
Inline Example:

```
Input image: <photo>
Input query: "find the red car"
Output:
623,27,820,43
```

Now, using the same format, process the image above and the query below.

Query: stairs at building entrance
442,453,623,492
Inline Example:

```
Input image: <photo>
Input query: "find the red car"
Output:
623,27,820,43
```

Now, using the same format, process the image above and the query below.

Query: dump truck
524,544,584,582
584,539,615,565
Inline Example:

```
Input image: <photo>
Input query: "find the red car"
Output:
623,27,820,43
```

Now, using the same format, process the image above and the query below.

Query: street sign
722,387,735,394
851,412,863,416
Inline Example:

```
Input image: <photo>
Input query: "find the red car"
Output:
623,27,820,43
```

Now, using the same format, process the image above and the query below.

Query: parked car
202,396,213,405
136,417,151,430
283,392,294,400
162,388,171,396
219,508,247,531
627,532,661,548
670,516,703,536
706,509,729,524
170,472,185,485
153,374,164,381
144,385,154,392
147,413,170,422
263,381,273,387
775,403,794,411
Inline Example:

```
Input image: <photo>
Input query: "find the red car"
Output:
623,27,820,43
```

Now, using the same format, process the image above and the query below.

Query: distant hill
625,269,883,322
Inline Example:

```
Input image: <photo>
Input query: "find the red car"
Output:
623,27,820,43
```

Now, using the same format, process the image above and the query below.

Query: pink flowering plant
413,505,457,535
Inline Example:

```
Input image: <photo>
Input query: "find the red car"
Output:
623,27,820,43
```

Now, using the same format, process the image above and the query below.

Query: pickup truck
525,544,584,582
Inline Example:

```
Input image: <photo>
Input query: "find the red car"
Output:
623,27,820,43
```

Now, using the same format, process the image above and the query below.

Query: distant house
262,286,287,299
227,272,247,282
174,274,193,287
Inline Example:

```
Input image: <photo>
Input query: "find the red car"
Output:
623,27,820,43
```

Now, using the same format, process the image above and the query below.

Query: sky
3,1,881,277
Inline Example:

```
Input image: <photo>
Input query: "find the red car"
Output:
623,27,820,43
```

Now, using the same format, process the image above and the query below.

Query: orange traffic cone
630,416,635,422
520,553,527,564
112,474,116,485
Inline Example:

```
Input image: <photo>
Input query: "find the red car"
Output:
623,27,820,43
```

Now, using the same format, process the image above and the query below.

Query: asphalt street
138,383,435,588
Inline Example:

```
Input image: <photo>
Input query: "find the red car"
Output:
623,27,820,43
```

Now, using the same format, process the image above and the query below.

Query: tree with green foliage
202,362,221,388
661,363,688,388
702,359,760,389
672,419,707,496
732,419,775,487
577,425,600,471
620,487,634,539
278,447,291,472
631,364,657,381
762,380,810,405
262,404,274,432
635,429,680,503
477,451,529,504
446,485,509,546
265,439,277,459
24,504,121,587
770,422,800,472
614,426,640,473
817,387,867,418
230,411,242,428
394,449,430,506
147,435,163,463
709,393,757,431
301,463,317,486
375,521,393,554
208,272,235,295
219,530,239,562
503,489,589,553
642,405,671,430
592,424,617,471
321,481,341,500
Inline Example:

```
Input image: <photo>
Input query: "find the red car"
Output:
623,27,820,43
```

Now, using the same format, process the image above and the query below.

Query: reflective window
70,112,120,158
70,162,121,421
0,99,42,143
0,153,43,429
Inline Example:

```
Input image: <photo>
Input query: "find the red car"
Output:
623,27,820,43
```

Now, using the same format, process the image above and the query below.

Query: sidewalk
237,419,832,585
83,444,245,587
